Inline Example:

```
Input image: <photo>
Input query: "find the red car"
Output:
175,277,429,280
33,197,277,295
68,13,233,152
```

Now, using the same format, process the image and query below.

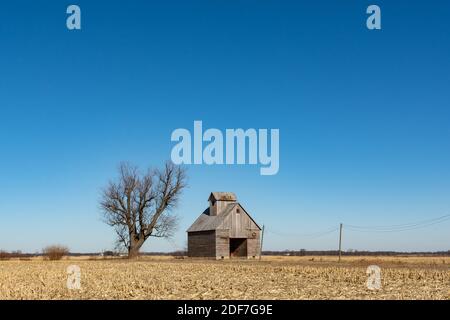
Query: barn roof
187,203,238,232
187,202,262,232
208,192,237,202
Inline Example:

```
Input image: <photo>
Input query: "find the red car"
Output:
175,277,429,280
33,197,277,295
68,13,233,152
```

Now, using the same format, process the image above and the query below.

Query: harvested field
0,256,448,300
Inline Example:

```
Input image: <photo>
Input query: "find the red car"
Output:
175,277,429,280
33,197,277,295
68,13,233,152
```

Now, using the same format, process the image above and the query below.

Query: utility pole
338,223,343,262
259,225,265,261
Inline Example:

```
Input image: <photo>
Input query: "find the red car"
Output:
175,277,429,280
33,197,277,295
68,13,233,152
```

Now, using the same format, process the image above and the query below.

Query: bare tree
100,162,187,258
42,245,69,260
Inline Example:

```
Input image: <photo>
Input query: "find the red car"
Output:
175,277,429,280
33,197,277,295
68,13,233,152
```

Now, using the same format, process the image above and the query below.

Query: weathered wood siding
215,229,230,259
210,200,231,216
229,204,260,238
246,233,261,258
187,231,216,257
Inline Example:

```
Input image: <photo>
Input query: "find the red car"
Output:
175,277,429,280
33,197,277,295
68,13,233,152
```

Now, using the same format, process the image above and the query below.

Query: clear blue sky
0,1,449,253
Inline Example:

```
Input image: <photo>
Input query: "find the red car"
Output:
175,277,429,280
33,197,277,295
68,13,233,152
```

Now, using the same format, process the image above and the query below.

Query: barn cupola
208,192,237,216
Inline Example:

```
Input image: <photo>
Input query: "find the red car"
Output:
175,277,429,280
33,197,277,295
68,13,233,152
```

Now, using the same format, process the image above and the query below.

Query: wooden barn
187,192,262,259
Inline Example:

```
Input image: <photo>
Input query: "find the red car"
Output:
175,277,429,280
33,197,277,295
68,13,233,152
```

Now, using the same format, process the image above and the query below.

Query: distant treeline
2,249,449,259
0,250,187,259
261,250,450,256
132,250,450,257
0,250,34,259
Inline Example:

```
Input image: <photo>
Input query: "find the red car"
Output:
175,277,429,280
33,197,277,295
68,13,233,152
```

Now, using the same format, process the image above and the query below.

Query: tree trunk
128,241,143,259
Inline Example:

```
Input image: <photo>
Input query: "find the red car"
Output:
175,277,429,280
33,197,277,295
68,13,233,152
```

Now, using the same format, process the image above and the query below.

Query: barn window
236,208,240,213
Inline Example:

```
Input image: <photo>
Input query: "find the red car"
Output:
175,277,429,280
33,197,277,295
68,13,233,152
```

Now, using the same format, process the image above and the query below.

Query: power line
345,214,450,233
266,213,450,238
346,218,450,233
259,214,448,261
346,214,450,229
266,226,339,239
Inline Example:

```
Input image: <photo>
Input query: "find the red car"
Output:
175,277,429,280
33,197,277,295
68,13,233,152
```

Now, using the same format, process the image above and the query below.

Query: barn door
229,238,247,257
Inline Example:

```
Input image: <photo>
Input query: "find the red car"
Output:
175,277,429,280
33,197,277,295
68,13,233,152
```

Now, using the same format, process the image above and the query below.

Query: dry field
0,256,448,300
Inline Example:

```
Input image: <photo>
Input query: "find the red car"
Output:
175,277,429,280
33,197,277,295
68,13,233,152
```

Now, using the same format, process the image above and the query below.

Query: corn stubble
0,258,448,300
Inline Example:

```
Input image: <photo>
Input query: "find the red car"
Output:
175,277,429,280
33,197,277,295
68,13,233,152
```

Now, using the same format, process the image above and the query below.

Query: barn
187,192,262,259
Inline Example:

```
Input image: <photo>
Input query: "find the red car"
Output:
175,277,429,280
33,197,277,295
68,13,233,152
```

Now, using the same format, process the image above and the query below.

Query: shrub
42,245,69,260
103,250,116,257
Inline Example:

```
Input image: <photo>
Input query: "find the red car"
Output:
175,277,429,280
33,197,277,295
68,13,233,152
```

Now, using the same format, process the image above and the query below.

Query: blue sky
0,1,449,253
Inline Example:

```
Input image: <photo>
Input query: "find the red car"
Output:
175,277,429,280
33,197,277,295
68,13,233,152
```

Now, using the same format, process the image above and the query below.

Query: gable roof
208,192,237,202
187,203,237,232
187,202,261,232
